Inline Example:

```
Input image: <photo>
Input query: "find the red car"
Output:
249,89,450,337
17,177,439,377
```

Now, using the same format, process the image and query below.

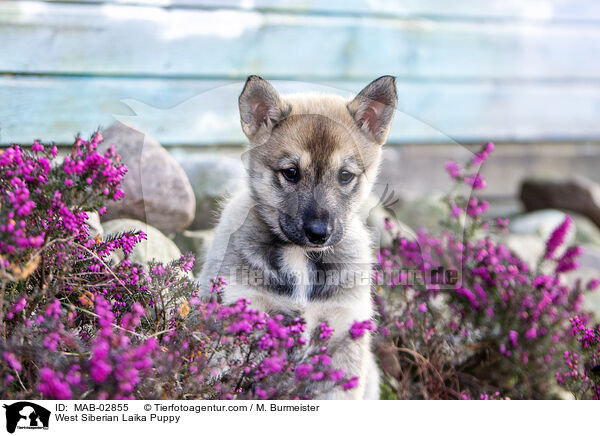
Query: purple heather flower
327,368,346,382
445,161,461,179
509,330,518,348
349,320,375,339
450,203,462,218
342,376,359,391
456,287,479,309
209,276,227,294
261,354,286,375
471,142,494,165
152,264,166,276
466,198,489,218
45,299,62,319
3,352,22,372
31,140,44,153
254,387,267,399
525,326,538,339
555,246,583,273
38,368,72,400
464,173,486,190
544,216,572,260
180,254,195,272
295,363,313,381
6,296,27,320
587,278,600,291
319,322,334,340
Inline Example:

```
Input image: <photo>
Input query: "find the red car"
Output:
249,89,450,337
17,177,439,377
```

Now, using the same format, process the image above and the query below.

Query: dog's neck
234,205,370,302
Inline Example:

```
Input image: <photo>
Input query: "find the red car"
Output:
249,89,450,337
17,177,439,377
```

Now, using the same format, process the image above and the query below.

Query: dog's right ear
238,76,289,141
347,76,397,145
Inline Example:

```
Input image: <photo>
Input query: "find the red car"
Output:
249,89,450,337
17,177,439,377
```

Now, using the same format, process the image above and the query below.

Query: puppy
198,75,397,399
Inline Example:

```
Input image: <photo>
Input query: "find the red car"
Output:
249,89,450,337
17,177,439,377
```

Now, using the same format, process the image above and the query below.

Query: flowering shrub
0,134,354,400
1,135,598,400
556,316,600,399
373,143,598,399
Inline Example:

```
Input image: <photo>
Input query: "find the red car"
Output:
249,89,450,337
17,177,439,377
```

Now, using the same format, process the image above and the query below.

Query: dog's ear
238,76,289,141
347,76,397,144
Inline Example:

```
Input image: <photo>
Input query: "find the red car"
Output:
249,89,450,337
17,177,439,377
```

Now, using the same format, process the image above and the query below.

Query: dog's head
239,76,397,248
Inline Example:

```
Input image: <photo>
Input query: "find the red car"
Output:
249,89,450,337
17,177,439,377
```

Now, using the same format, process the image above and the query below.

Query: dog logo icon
2,402,50,433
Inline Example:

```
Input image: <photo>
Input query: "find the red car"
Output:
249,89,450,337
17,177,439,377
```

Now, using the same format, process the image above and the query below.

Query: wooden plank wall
2,0,600,146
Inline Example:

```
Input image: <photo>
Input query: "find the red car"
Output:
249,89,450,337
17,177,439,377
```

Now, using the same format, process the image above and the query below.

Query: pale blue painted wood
2,2,600,80
2,0,600,145
43,0,600,22
3,76,600,146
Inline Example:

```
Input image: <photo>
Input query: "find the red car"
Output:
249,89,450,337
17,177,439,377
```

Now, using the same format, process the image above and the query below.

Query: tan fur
198,76,397,399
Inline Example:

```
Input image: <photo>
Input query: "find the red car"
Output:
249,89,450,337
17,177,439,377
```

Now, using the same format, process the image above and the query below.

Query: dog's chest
274,246,345,303
278,246,310,301
266,246,372,336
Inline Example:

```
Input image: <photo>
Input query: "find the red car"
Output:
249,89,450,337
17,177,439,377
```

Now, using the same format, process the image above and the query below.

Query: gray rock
173,229,214,274
173,152,245,230
509,209,575,246
565,244,600,319
501,233,546,269
510,208,600,249
520,176,600,229
100,122,195,234
507,210,580,267
393,194,448,233
508,212,600,318
362,194,416,249
85,211,103,238
102,218,181,266
572,214,600,247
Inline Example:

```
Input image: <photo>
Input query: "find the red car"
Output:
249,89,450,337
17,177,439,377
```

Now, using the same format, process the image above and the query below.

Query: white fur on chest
223,242,373,338
279,245,312,303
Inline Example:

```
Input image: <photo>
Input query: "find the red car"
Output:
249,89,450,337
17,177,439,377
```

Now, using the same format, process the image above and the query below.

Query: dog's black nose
304,220,330,244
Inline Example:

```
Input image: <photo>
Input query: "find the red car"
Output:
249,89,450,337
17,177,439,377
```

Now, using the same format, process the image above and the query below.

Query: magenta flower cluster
147,296,357,399
87,296,158,399
0,133,126,270
2,134,598,401
0,133,361,400
374,142,597,400
556,316,600,399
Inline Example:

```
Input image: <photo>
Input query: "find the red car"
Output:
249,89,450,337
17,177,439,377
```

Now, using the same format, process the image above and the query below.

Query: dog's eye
338,169,355,184
281,167,300,183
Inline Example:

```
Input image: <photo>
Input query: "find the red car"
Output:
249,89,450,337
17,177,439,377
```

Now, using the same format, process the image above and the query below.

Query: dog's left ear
347,76,397,145
238,76,289,142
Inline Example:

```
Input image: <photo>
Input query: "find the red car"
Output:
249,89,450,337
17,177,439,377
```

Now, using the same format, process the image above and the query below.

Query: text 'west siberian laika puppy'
199,75,397,399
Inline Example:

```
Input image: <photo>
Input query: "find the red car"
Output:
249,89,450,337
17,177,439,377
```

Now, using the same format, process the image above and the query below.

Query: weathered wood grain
2,2,600,80
3,75,600,145
42,0,600,22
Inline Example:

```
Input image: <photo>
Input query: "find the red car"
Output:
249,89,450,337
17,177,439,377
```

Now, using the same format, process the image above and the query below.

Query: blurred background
3,1,600,289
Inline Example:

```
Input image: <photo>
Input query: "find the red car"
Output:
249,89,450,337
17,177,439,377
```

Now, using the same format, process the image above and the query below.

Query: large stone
362,193,416,249
85,211,103,238
102,218,181,266
520,177,600,229
100,122,195,234
509,209,575,244
509,208,600,247
572,214,600,247
393,194,448,233
173,229,214,275
173,152,245,230
501,233,546,269
565,244,600,320
504,209,581,268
